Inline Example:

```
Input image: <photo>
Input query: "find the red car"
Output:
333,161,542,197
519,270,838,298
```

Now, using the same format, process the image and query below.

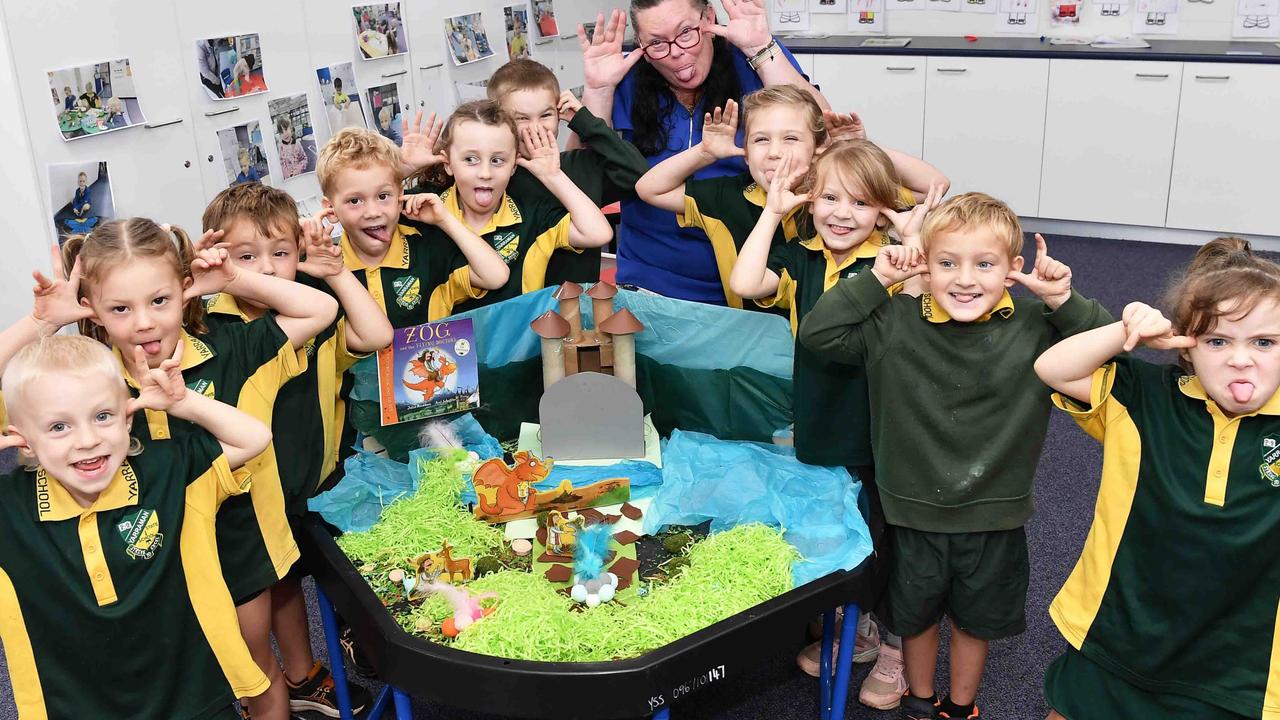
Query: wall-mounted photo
48,161,114,243
505,5,532,59
533,0,559,38
367,82,404,146
47,59,145,141
268,94,318,180
445,12,496,66
353,3,409,59
196,34,268,100
217,120,272,187
316,62,368,133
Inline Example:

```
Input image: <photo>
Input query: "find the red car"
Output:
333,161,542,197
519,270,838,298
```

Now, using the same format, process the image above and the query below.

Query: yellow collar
799,233,886,261
920,291,1016,324
1177,375,1280,416
205,292,251,321
341,223,418,272
36,461,139,521
440,186,522,236
113,330,215,389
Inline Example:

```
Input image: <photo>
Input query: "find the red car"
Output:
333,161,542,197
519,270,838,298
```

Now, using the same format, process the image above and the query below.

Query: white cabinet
811,53,926,157
922,56,1049,216
1039,60,1181,228
1167,63,1280,237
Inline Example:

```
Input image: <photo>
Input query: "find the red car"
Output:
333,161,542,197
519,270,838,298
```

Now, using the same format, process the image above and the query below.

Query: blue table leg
829,603,861,720
366,686,393,720
316,587,357,720
653,708,670,719
393,688,414,719
818,608,836,720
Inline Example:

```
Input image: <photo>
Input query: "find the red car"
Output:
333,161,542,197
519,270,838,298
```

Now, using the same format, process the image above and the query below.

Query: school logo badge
493,232,520,264
187,378,216,398
392,275,422,310
116,508,163,560
1260,435,1280,487
304,337,318,359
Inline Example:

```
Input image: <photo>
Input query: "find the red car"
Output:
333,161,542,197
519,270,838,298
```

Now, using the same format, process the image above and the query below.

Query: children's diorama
316,282,871,664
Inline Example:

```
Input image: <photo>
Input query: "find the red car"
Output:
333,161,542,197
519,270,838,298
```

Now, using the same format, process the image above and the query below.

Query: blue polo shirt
612,41,806,304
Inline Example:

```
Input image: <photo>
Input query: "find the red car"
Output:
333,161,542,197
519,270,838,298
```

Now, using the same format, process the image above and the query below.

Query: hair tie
160,222,180,248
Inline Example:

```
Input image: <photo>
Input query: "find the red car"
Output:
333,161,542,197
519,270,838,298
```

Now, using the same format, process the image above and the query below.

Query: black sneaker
287,662,372,718
338,625,376,676
901,693,940,720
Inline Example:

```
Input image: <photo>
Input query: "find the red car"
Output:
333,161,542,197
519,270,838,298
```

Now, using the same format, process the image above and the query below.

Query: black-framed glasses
642,26,702,59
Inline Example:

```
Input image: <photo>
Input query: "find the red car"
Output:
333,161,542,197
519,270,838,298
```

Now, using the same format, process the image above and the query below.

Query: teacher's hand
704,0,772,56
580,9,644,94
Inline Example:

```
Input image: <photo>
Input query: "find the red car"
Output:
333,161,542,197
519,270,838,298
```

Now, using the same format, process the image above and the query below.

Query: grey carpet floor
0,233,1204,719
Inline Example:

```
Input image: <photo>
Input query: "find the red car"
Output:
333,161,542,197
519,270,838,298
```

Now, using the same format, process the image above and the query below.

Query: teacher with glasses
576,0,828,305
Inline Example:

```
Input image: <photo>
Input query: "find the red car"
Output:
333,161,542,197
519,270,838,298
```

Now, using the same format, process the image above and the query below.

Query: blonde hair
317,127,402,195
740,85,827,147
62,218,205,343
406,100,518,190
203,182,301,244
1166,237,1280,345
920,192,1023,259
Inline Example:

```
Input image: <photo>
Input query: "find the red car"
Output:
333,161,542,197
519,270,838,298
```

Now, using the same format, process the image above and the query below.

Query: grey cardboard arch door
539,372,645,461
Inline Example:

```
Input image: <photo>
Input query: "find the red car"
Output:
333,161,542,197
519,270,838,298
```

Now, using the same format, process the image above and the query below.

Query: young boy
799,193,1113,720
202,182,393,717
317,127,508,328
0,335,272,719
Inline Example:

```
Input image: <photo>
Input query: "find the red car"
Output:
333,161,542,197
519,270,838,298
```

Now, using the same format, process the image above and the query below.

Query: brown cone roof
586,281,617,300
530,311,571,339
598,307,643,335
556,282,584,300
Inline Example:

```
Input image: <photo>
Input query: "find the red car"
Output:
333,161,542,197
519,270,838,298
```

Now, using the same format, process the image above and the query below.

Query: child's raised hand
558,90,583,122
400,109,446,172
401,192,450,226
126,343,187,415
296,210,344,278
1007,234,1072,309
822,110,867,145
880,181,943,247
184,246,239,301
871,244,926,287
1120,302,1196,352
698,100,746,162
192,227,226,253
765,152,812,216
516,124,562,177
31,246,93,334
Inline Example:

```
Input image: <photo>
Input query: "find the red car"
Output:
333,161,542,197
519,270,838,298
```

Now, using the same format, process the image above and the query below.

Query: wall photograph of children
505,5,532,59
353,3,408,59
217,121,271,188
48,161,114,243
367,82,404,146
316,62,368,133
196,34,267,100
47,59,145,141
268,94,317,180
533,0,559,38
446,13,496,66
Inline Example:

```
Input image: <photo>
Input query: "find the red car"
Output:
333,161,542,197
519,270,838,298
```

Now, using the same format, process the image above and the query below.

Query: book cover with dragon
376,318,479,425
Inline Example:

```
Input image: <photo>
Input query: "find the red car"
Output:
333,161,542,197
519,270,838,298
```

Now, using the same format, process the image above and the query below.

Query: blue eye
50,422,67,433
1207,338,1227,347
978,261,993,269
1256,338,1275,348
95,411,111,423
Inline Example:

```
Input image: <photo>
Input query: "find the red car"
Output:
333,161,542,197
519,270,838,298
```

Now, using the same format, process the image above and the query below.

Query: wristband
748,38,778,70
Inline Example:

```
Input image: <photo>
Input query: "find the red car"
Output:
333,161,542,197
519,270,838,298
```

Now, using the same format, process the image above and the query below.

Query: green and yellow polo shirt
341,222,477,326
205,286,365,516
434,184,580,316
0,431,268,719
756,233,889,467
1051,357,1280,718
117,319,303,603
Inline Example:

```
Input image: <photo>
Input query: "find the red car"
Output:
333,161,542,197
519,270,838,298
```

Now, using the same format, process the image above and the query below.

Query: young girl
636,85,946,310
276,115,309,179
408,99,613,315
63,217,338,720
1035,237,1280,720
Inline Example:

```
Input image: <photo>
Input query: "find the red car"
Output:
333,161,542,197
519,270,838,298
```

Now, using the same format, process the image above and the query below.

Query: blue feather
573,524,612,580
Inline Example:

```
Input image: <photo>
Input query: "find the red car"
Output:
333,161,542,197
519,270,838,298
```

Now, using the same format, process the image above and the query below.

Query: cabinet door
4,0,209,234
923,57,1049,216
1167,64,1280,237
1040,60,1181,227
811,54,926,157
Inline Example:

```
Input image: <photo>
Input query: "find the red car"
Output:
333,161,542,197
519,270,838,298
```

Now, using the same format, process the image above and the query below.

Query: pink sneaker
858,643,908,710
795,619,880,677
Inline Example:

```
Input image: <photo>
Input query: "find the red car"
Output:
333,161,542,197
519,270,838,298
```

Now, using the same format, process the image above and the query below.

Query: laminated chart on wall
929,0,963,13
1234,0,1280,37
1132,0,1180,33
889,0,927,12
997,0,1039,28
810,0,847,13
847,0,888,31
771,0,812,30
1095,0,1130,16
962,0,998,16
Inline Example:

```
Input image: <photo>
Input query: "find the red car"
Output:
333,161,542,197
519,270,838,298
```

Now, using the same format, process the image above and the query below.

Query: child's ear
182,276,194,293
1004,255,1025,287
2,425,30,452
78,296,103,326
321,195,333,211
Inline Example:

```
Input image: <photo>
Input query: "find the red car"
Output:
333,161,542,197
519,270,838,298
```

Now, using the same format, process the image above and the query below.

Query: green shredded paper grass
339,452,799,662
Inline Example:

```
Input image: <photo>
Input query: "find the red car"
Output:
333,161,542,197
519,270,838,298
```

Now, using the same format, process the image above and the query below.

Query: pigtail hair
167,224,207,336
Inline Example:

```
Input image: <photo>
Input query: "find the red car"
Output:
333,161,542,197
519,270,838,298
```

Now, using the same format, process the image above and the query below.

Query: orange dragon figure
471,451,553,517
403,349,456,401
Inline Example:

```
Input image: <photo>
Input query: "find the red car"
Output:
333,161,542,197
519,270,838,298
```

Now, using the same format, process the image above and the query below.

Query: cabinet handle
1134,72,1169,78
1194,74,1231,80
381,69,407,78
535,37,554,45
144,118,183,129
936,68,968,73
886,65,917,71
559,33,577,39
419,62,444,70
203,106,239,117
